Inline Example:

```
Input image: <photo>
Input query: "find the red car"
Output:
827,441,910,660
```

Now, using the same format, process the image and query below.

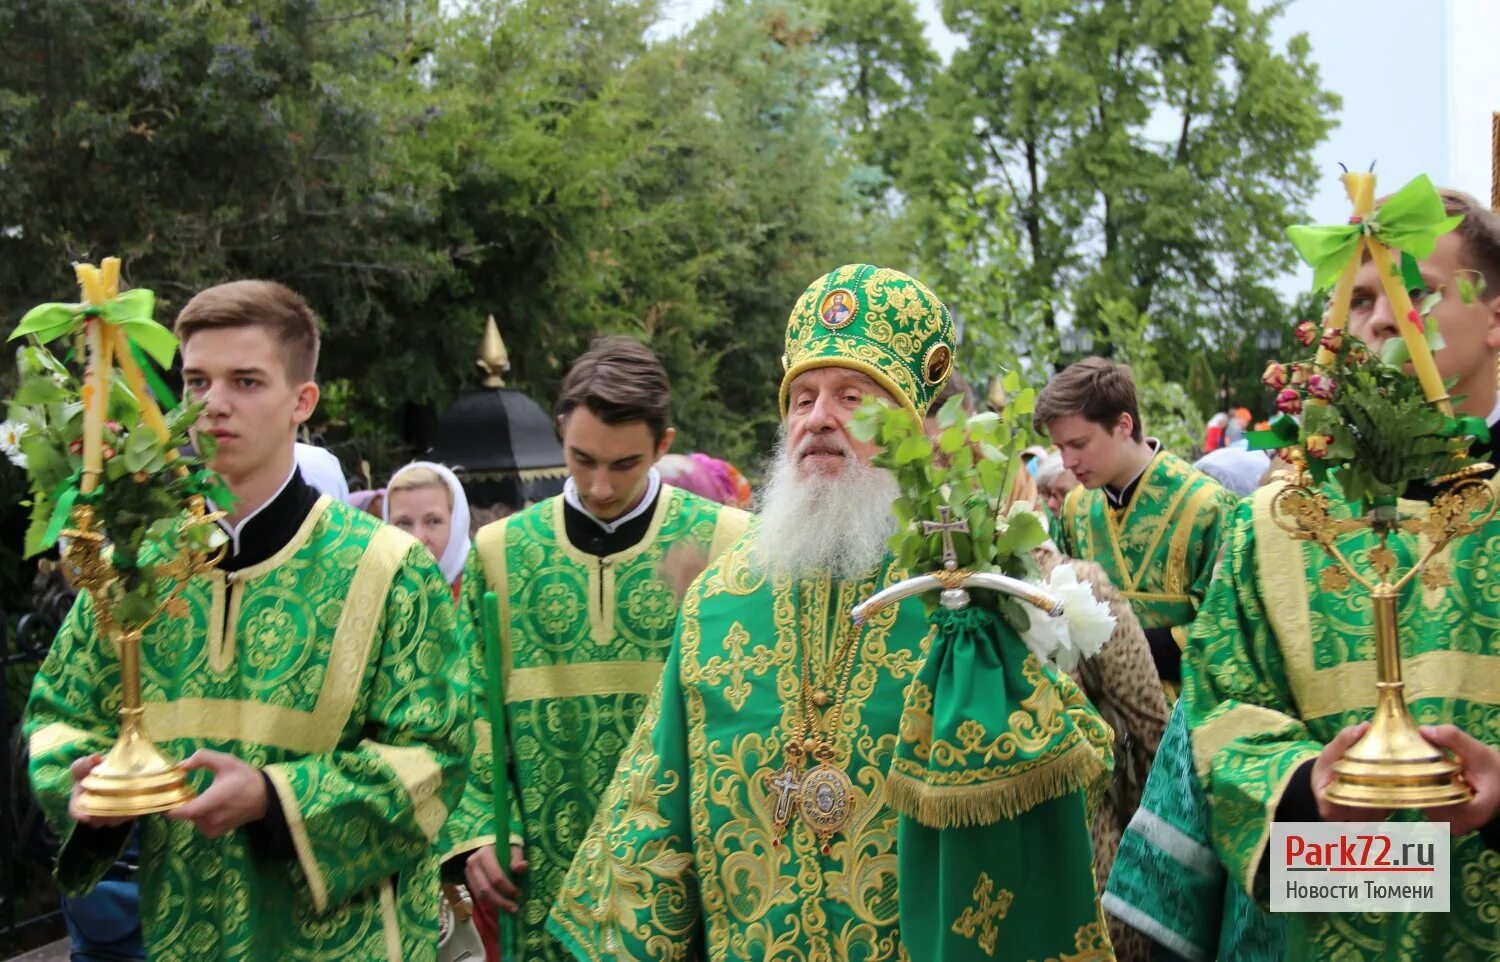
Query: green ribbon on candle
39,470,86,552
9,288,178,368
1287,175,1465,292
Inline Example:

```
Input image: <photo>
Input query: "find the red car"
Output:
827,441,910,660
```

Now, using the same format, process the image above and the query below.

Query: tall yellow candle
1366,241,1452,414
1314,173,1376,369
75,263,110,493
111,326,172,446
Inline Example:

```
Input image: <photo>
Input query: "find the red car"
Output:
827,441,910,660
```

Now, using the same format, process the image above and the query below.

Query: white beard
754,430,900,581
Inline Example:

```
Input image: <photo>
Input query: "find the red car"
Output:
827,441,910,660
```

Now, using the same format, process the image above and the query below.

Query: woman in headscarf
383,461,472,600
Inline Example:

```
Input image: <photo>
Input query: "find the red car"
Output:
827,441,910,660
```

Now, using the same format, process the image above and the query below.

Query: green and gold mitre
780,264,956,423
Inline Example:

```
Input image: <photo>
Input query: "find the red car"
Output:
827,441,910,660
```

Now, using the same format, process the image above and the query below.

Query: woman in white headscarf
383,461,472,600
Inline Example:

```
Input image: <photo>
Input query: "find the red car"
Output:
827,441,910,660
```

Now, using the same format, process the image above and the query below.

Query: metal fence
0,586,74,954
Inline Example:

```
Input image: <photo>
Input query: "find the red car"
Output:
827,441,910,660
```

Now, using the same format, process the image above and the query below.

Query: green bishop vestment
1185,478,1500,960
442,485,749,962
26,498,472,961
1059,446,1236,671
546,535,1116,961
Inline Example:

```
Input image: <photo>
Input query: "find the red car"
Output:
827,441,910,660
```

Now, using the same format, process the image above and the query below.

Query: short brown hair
556,336,671,442
1032,356,1143,441
1438,189,1500,299
174,280,321,383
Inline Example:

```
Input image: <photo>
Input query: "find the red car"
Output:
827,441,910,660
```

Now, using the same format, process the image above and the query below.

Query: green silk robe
26,498,472,961
1102,702,1287,961
442,486,749,962
1058,447,1235,642
547,535,1116,962
1185,479,1500,960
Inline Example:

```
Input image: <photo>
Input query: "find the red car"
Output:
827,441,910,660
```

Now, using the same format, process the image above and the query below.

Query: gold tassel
885,738,1107,829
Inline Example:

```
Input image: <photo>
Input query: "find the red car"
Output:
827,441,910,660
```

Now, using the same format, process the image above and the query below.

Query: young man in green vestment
25,280,472,961
1185,189,1500,960
1035,358,1236,694
441,336,750,962
547,265,1115,962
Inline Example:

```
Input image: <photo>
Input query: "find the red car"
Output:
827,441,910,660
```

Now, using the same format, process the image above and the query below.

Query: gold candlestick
65,498,225,817
1271,472,1495,807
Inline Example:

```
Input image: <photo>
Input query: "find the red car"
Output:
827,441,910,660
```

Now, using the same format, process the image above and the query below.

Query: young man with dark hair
1182,190,1500,960
443,335,750,962
26,280,471,960
1034,356,1235,691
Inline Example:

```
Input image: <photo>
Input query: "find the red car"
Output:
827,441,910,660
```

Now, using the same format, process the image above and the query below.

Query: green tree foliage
0,0,1335,488
915,0,1336,395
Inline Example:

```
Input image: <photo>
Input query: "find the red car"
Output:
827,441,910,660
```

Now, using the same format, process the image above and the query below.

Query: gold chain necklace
767,580,864,856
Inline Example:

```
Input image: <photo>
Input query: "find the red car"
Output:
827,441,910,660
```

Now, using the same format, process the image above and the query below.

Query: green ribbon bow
1286,175,1465,292
40,470,87,553
129,340,179,412
8,288,178,369
1246,413,1301,452
1443,415,1491,446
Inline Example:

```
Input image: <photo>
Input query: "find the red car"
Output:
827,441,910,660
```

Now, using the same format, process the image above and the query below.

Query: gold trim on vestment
265,764,330,914
1107,456,1192,593
1119,590,1193,603
445,832,497,860
366,740,449,842
144,523,413,754
214,496,334,584
1245,748,1319,900
207,579,231,673
29,722,107,760
473,517,514,684
506,660,666,703
707,508,752,565
1166,485,1218,597
550,489,676,647
380,878,404,962
1190,702,1307,779
886,736,1106,827
1252,478,1500,719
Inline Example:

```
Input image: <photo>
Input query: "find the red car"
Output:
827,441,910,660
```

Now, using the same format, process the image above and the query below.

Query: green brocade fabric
888,606,1109,826
25,500,472,961
1059,448,1235,633
893,606,1114,961
1102,703,1286,961
1184,478,1500,960
441,486,749,962
547,537,1115,961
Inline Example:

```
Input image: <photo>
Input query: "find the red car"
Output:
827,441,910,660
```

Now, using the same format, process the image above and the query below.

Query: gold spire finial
477,314,510,388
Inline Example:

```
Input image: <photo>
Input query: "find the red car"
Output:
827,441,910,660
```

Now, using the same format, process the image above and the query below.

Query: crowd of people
18,187,1500,962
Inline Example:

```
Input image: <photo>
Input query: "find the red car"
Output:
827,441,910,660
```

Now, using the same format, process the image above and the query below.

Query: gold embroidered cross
950,872,1014,957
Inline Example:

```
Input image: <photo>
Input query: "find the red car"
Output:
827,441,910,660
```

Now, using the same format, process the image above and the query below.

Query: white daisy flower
0,419,29,468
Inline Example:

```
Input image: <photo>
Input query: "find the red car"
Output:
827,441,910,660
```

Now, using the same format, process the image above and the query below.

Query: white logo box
1271,822,1450,913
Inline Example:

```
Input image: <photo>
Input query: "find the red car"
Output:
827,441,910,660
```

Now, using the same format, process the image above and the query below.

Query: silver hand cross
920,505,970,571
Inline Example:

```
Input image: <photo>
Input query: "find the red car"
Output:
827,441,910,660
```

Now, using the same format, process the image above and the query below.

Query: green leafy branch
850,372,1049,629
